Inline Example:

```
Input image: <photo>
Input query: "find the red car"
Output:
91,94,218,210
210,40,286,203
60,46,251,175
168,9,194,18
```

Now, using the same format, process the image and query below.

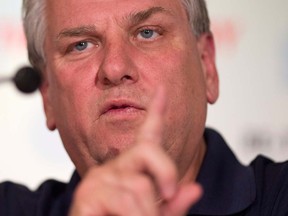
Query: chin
103,147,122,162
92,135,137,164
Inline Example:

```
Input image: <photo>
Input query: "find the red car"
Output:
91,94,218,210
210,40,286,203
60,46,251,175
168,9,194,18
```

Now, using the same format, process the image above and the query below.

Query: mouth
104,104,136,114
101,100,144,116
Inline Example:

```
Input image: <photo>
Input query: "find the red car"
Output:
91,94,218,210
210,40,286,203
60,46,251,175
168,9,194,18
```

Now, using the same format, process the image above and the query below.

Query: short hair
22,0,210,72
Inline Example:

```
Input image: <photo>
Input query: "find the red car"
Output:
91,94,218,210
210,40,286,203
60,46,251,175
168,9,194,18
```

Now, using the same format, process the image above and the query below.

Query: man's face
42,0,218,175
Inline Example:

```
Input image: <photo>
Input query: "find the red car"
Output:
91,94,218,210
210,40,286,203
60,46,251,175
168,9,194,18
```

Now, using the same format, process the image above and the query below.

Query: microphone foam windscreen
13,67,42,93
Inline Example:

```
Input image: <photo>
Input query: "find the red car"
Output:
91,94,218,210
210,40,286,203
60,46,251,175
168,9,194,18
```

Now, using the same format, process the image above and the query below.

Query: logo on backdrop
211,18,243,53
0,21,26,53
0,20,27,73
241,127,288,157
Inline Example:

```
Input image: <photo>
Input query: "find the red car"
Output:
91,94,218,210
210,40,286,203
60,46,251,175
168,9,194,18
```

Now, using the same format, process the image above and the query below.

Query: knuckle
119,191,137,206
131,175,154,194
123,174,157,204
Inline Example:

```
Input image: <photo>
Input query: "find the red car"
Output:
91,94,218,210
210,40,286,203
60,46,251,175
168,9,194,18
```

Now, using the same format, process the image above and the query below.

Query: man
1,0,288,215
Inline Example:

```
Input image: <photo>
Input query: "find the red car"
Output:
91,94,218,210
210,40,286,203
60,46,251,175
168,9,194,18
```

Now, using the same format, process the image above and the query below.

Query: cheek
149,46,207,123
47,58,98,133
150,47,204,97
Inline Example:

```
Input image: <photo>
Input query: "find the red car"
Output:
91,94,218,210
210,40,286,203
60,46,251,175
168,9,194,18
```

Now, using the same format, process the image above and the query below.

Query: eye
75,41,88,51
137,28,160,40
70,41,97,53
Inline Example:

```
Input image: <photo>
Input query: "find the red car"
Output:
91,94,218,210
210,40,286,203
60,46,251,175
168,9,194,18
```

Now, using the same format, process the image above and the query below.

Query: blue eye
75,41,88,51
67,41,99,54
138,29,160,40
140,29,155,39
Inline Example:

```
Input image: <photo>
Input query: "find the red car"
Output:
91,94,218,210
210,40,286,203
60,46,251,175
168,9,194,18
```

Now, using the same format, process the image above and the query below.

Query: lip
100,99,145,116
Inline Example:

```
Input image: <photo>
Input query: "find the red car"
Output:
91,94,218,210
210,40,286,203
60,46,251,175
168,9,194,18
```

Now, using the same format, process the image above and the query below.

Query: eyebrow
55,6,172,40
127,6,173,26
56,25,97,40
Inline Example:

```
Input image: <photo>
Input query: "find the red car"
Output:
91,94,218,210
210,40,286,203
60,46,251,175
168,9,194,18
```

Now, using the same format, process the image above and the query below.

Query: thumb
160,183,203,216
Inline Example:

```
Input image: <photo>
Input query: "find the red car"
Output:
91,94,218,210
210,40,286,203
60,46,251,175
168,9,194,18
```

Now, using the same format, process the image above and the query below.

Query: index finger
135,86,178,199
137,86,166,146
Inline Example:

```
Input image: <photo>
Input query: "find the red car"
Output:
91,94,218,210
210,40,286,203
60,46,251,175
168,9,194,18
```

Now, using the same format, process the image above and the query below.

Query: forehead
45,0,187,29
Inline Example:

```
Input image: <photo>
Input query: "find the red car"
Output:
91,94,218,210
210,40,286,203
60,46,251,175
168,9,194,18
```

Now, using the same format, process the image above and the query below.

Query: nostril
121,75,132,81
103,77,111,85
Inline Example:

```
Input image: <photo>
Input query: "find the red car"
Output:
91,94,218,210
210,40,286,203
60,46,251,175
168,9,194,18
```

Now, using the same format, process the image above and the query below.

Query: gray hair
22,0,210,72
181,0,210,36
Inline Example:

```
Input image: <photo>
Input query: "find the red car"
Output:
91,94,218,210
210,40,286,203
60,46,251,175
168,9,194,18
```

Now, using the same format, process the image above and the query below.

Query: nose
97,39,139,87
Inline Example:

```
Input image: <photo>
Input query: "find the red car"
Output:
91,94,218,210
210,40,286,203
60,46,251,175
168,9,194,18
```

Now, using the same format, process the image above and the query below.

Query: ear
39,70,57,131
197,33,219,104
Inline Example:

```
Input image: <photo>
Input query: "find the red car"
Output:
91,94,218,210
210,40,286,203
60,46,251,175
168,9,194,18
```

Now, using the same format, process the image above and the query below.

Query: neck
179,137,206,185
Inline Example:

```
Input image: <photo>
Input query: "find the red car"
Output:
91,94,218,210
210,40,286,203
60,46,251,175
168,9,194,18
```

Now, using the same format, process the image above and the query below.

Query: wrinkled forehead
45,0,188,29
45,0,186,11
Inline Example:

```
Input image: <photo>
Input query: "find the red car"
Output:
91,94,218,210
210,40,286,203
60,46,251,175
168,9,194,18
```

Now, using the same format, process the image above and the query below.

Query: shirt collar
188,128,256,215
67,171,81,192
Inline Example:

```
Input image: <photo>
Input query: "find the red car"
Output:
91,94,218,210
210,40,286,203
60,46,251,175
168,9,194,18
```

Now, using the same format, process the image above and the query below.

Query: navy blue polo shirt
1,128,288,215
189,129,288,215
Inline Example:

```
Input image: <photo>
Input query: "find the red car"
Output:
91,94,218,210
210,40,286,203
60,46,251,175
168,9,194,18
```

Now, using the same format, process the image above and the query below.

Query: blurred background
0,0,287,189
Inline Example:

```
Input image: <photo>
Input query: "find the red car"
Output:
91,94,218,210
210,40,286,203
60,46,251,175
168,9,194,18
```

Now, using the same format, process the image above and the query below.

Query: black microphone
0,66,42,93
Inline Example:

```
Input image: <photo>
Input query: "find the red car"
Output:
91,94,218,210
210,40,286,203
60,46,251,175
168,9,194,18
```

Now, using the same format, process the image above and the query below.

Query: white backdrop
0,0,287,189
